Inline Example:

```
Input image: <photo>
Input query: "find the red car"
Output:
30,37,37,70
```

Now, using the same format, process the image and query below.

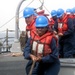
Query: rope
0,17,15,28
18,0,35,31
0,0,34,29
19,0,35,13
0,0,50,31
39,0,44,10
28,61,36,75
39,0,50,13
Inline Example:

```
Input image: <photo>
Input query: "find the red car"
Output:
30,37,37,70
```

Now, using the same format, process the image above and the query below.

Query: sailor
23,7,37,40
23,16,60,75
55,8,74,58
66,8,73,19
49,10,57,31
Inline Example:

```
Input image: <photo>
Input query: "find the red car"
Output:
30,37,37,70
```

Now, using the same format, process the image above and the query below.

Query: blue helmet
57,8,64,18
31,8,38,16
66,8,72,14
51,10,57,17
72,7,75,13
35,16,48,27
23,7,35,18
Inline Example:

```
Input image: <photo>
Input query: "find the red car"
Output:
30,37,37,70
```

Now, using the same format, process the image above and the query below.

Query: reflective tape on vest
37,44,44,54
32,41,44,54
27,31,30,38
58,23,63,28
32,41,37,51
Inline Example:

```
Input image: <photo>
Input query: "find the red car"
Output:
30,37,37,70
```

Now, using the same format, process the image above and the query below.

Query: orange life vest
58,14,68,33
26,20,36,38
31,30,53,57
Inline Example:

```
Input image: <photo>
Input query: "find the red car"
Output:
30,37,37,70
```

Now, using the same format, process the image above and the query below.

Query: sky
0,0,75,32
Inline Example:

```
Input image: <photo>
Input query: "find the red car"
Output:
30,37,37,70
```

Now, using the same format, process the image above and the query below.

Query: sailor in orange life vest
23,16,60,75
49,10,59,39
54,8,75,58
49,10,57,31
23,7,37,43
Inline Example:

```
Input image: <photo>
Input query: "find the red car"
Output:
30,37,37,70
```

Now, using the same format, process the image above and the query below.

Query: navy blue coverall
23,38,60,75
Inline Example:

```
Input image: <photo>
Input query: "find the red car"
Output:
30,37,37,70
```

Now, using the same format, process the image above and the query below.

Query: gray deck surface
0,53,28,75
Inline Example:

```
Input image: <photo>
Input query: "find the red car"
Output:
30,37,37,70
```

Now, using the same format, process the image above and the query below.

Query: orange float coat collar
26,20,36,38
26,20,36,31
30,30,53,57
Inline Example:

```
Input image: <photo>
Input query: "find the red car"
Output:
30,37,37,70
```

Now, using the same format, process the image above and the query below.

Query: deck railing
0,29,15,53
